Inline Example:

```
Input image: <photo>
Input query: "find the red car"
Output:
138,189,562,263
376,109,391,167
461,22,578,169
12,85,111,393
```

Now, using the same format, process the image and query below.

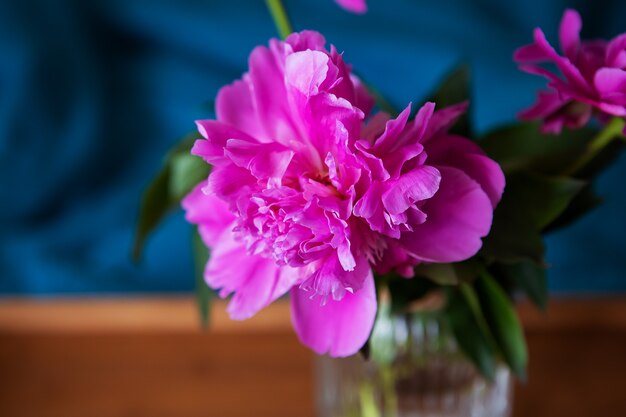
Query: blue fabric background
1,0,625,294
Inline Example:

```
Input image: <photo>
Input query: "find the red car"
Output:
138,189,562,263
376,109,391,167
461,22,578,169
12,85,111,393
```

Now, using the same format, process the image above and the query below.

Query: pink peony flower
514,9,626,134
358,102,505,277
183,31,504,357
335,0,367,14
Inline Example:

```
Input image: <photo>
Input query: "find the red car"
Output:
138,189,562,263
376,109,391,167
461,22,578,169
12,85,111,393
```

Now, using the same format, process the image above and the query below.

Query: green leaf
481,172,585,264
387,277,436,314
482,224,544,265
133,133,208,261
429,64,472,136
193,228,212,328
574,136,625,179
444,286,497,380
414,263,458,285
492,261,548,311
413,259,483,285
481,175,546,265
133,166,174,261
474,273,528,379
545,184,603,232
521,174,587,230
479,122,597,175
453,259,485,282
369,297,396,366
358,339,371,361
169,153,211,201
563,117,626,176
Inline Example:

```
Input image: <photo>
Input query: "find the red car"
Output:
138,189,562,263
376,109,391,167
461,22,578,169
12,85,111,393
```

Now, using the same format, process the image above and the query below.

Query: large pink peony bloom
183,31,504,357
514,9,626,133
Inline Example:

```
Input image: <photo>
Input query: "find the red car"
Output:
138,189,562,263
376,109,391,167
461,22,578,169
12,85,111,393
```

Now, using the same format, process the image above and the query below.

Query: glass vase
315,302,513,417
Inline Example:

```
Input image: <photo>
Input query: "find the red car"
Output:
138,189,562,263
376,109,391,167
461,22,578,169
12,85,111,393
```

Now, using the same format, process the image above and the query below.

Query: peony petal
285,30,327,52
350,74,375,117
423,102,468,141
577,40,607,80
424,135,505,207
181,183,235,247
401,166,493,263
291,264,376,357
514,43,551,63
606,34,626,68
226,262,301,320
596,101,626,116
594,68,626,102
354,181,415,239
300,93,364,167
193,121,257,165
299,252,370,300
334,0,367,14
518,65,579,96
355,140,389,181
531,28,593,95
373,238,416,278
560,104,593,129
366,104,434,178
541,116,566,134
206,227,300,320
381,165,441,215
285,50,331,97
206,164,257,203
380,142,425,179
518,90,568,120
224,139,294,184
559,9,582,61
361,112,391,143
215,79,264,139
407,102,436,146
370,105,412,153
247,43,299,143
354,182,388,233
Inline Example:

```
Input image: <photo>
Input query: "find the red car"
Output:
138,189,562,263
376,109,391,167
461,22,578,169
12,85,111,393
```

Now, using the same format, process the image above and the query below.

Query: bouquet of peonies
135,2,625,380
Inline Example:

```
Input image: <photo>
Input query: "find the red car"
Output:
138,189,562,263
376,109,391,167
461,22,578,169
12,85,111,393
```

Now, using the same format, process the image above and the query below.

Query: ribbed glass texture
316,312,513,417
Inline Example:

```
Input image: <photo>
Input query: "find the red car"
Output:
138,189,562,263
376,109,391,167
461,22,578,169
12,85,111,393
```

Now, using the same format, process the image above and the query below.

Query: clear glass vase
316,305,513,417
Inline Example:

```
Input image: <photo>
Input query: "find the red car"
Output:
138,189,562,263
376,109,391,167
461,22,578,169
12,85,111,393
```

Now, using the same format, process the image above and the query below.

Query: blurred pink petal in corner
335,0,367,14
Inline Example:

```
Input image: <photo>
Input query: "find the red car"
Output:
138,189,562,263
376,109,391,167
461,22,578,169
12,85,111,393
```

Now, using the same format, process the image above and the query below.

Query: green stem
358,381,381,417
563,117,626,175
265,0,293,39
381,366,398,417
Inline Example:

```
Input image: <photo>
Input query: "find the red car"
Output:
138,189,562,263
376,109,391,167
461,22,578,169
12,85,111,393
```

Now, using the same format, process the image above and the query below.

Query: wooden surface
0,297,625,417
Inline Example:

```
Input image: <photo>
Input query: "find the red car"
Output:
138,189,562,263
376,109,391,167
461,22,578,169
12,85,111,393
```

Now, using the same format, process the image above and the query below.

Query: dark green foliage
480,123,596,175
545,184,603,232
481,172,586,264
387,276,436,314
133,134,210,260
474,273,528,379
133,166,174,261
445,285,497,380
491,261,548,311
133,132,213,327
429,64,472,136
193,228,212,328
